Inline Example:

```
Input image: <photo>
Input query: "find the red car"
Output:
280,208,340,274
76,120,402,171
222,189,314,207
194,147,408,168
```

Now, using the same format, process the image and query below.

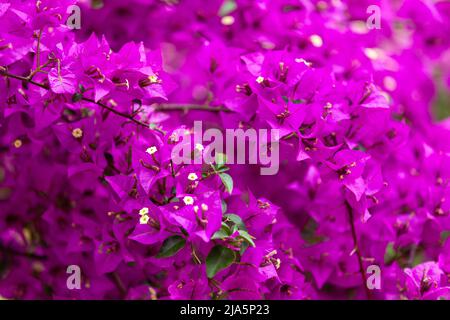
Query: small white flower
309,34,323,47
139,207,149,216
221,15,235,26
139,215,150,224
188,173,198,181
201,203,209,211
148,75,159,84
146,146,157,155
183,196,194,205
13,139,22,148
256,76,265,84
72,128,83,139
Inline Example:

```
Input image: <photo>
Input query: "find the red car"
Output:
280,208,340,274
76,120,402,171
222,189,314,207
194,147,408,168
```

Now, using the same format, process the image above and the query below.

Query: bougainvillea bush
0,0,449,300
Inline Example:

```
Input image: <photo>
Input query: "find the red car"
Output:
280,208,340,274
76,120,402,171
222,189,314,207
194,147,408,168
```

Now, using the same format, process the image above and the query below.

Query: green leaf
212,222,232,240
301,218,326,246
353,143,367,152
412,247,425,267
238,230,255,247
81,108,94,117
211,228,229,240
215,152,228,166
239,241,249,255
433,82,450,120
206,245,236,278
219,173,233,194
91,0,104,9
218,0,237,17
72,93,83,102
156,236,186,258
221,221,232,233
221,200,227,214
224,214,246,231
169,197,180,203
384,242,397,265
441,230,450,242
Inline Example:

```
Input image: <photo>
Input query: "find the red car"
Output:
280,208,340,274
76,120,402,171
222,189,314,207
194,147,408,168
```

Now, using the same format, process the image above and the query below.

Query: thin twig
0,68,232,130
0,244,47,260
81,97,150,128
345,201,372,300
154,103,231,113
107,272,127,298
0,69,48,89
36,29,43,70
28,59,54,80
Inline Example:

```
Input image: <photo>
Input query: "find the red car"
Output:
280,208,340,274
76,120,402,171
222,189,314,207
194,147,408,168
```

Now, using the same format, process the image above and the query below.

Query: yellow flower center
183,196,194,205
72,128,83,139
149,75,159,84
146,146,158,155
140,215,150,224
309,34,323,48
13,139,22,148
188,173,198,181
221,15,235,26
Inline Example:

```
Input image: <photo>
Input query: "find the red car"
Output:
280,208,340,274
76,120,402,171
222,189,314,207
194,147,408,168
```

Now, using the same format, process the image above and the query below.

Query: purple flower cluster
0,0,449,300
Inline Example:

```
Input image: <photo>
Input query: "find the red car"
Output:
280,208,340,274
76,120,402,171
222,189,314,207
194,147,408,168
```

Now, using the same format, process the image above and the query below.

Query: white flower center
146,146,158,155
188,173,198,181
72,128,83,138
183,196,194,205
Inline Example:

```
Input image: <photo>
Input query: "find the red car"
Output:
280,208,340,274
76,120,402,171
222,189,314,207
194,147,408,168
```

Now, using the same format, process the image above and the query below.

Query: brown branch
81,97,151,128
0,68,49,89
345,201,372,300
107,272,127,298
35,29,43,70
154,103,231,113
0,244,47,261
1,67,232,130
0,68,152,128
28,58,54,80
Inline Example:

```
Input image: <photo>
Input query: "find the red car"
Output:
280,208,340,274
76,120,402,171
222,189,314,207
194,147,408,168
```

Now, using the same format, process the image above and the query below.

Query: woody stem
345,201,372,300
0,69,232,130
